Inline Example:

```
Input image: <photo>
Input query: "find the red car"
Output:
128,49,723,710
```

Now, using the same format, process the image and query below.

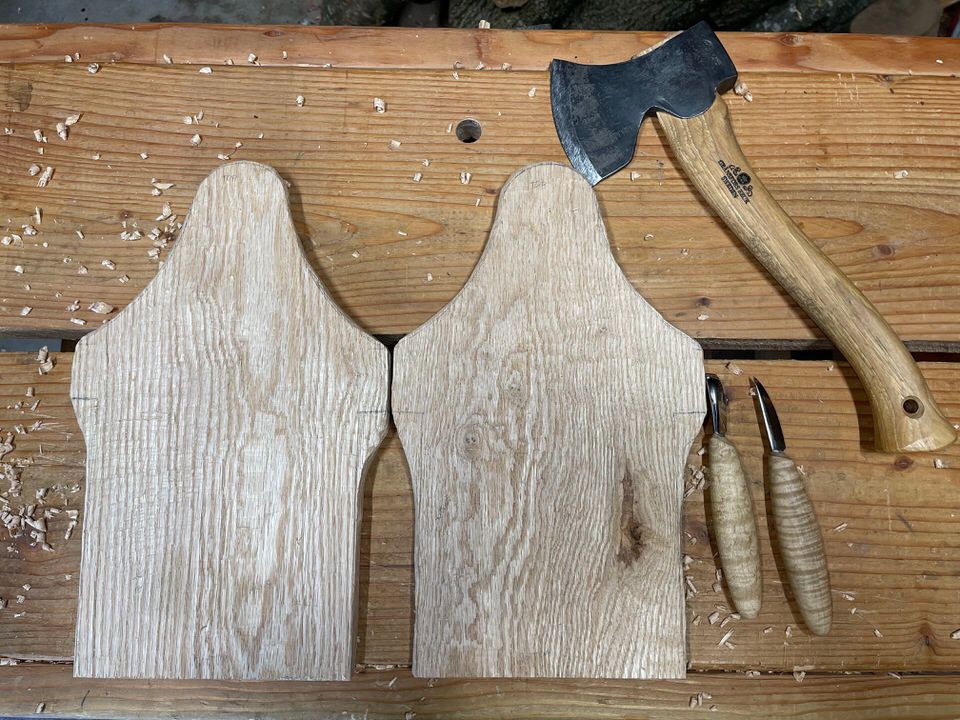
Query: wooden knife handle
766,451,832,636
658,100,956,453
707,434,762,618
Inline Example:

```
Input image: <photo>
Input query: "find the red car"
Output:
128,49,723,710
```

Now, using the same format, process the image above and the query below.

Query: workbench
1,22,959,718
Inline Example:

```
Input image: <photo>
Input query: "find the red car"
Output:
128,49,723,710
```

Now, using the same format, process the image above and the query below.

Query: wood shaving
199,66,212,74
88,301,115,315
832,522,848,533
717,629,734,647
37,167,54,188
87,63,100,74
190,133,202,146
151,180,175,191
66,300,80,312
162,54,172,63
139,152,149,160
56,122,68,141
873,628,884,639
22,225,37,236
389,139,402,150
950,629,960,640
734,80,753,102
118,274,130,284
34,207,42,224
282,50,288,60
33,129,46,143
373,97,386,113
101,259,116,270
35,702,44,713
295,95,305,107
92,152,101,160
182,116,193,124
28,164,41,176
460,171,472,185
697,313,710,321
14,264,24,274
19,307,32,316
840,592,856,601
934,458,946,469
793,669,806,684
528,87,536,98
413,172,423,183
894,170,909,179
37,347,48,364
247,52,258,64
478,19,491,28
65,112,82,126
707,611,721,625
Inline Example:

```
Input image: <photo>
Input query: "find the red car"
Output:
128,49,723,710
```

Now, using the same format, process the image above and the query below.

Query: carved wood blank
393,162,705,679
72,161,389,681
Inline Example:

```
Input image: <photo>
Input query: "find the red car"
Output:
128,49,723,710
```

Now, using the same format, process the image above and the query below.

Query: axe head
550,22,737,185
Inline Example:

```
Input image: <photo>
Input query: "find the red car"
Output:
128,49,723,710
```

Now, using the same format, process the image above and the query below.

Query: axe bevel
550,23,956,454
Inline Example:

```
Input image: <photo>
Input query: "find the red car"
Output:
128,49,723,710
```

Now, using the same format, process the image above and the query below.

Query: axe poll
550,22,955,454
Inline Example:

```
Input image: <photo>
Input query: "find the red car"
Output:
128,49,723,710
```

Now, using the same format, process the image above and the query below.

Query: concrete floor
0,0,322,23
0,0,436,25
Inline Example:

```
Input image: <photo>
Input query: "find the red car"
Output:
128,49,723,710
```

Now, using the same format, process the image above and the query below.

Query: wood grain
765,451,833,636
3,664,960,719
70,162,390,680
393,163,704,679
3,355,960,673
706,433,762,619
659,100,956,453
1,24,959,76
2,64,960,342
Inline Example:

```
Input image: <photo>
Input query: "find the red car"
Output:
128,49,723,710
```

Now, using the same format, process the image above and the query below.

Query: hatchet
550,22,956,454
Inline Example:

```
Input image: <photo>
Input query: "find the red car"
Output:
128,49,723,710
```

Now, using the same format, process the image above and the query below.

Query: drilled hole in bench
456,118,482,143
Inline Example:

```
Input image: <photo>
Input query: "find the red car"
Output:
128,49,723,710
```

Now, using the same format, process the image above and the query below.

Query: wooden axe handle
658,100,956,453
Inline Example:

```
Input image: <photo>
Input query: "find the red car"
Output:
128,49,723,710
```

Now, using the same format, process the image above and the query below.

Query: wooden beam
0,25,958,76
2,665,960,719
2,354,958,672
2,65,959,340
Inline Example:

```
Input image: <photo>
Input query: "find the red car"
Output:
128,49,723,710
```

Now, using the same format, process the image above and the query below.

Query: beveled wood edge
0,24,958,76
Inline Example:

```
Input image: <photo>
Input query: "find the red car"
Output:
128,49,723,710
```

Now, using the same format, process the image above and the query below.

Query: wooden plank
2,64,959,340
3,353,959,672
2,664,960,719
70,162,390,680
1,24,959,76
394,163,704,678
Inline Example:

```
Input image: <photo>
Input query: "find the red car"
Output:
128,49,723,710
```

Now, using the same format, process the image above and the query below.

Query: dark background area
0,0,957,35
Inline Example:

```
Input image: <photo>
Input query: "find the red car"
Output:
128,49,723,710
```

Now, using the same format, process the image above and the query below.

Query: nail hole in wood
901,396,923,418
456,118,482,143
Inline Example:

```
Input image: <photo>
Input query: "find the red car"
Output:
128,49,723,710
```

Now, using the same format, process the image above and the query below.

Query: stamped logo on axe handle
550,22,956,455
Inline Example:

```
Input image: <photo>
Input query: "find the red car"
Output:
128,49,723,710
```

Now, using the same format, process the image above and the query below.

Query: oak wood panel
70,162,390,680
1,24,959,76
1,665,959,719
2,64,959,340
394,163,704,678
3,354,959,672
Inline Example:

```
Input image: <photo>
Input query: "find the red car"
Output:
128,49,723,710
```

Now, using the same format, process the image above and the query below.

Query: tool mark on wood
896,512,914,532
618,465,645,567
